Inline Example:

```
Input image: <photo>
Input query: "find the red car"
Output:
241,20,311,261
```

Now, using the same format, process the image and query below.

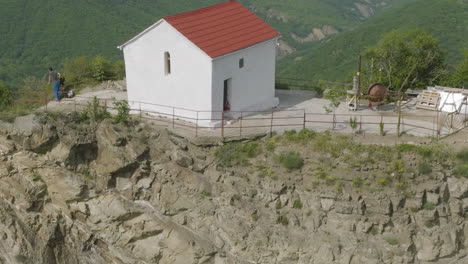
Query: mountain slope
0,0,406,86
278,0,468,82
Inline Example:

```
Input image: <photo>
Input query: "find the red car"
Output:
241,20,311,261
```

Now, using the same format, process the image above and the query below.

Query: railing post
44,92,48,111
195,112,199,137
240,112,243,137
359,115,362,132
303,109,306,130
270,110,274,137
436,110,440,138
221,111,224,138
172,107,175,128
139,102,142,121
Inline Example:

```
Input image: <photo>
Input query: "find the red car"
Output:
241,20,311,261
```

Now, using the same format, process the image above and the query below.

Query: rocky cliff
0,113,467,264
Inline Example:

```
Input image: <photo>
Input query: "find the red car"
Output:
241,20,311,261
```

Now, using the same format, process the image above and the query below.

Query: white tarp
437,91,467,113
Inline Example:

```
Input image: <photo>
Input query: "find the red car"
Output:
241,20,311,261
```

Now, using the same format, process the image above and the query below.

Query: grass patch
276,215,289,226
293,199,303,209
283,129,316,142
265,137,279,152
14,254,28,263
200,191,211,197
384,237,399,246
215,141,261,167
353,177,364,188
275,200,282,210
456,148,468,163
377,176,391,187
418,161,432,175
31,172,42,181
278,151,304,170
251,213,258,222
454,164,468,178
83,171,95,180
423,202,435,210
256,164,277,179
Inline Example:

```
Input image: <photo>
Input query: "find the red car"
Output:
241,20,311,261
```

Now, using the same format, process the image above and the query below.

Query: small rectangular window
164,52,171,75
239,58,244,68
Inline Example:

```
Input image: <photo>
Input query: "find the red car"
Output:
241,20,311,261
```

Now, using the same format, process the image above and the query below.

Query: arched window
164,52,171,75
239,58,244,68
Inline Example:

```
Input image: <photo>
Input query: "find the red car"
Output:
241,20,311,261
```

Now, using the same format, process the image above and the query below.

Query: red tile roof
164,0,280,58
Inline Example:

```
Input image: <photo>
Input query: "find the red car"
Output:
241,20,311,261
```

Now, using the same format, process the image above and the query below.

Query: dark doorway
223,78,231,111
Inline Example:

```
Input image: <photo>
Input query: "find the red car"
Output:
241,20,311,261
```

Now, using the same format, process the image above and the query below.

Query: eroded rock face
1,118,468,264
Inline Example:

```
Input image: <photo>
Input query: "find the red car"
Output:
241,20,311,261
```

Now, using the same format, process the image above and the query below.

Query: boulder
447,177,468,199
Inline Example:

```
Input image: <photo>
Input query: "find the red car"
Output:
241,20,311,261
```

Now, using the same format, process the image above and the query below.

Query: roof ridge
164,1,236,20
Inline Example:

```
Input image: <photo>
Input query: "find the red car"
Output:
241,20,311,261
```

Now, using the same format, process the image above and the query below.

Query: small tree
364,29,447,91
91,56,112,82
323,88,342,129
80,97,110,122
448,50,468,88
113,100,131,124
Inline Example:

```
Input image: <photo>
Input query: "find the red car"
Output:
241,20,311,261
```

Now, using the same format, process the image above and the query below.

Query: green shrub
275,82,290,90
418,161,432,175
215,141,261,167
265,137,278,151
377,176,391,186
112,60,126,80
113,100,131,124
80,97,110,122
293,199,303,209
456,149,468,163
392,160,405,173
453,164,468,178
275,200,282,210
379,121,385,136
349,117,358,131
353,177,364,188
91,56,113,81
0,81,11,109
278,151,304,170
283,129,316,142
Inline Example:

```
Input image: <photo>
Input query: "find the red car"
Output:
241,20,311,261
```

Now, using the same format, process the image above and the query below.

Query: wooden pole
303,109,306,130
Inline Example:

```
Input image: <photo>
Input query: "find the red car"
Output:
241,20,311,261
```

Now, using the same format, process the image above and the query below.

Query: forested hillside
278,0,468,81
0,0,406,87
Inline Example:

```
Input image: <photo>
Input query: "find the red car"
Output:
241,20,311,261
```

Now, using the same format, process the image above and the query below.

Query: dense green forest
0,0,407,88
1,0,466,90
278,0,468,82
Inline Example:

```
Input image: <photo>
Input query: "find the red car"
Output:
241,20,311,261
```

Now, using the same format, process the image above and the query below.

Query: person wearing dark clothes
48,67,61,101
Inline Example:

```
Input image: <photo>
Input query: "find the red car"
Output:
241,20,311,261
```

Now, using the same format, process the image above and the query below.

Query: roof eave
117,19,165,50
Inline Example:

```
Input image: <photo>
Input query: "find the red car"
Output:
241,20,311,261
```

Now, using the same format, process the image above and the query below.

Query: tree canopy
0,81,11,109
363,29,446,91
448,50,468,88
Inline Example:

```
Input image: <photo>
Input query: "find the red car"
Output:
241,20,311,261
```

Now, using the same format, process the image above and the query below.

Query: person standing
48,67,61,101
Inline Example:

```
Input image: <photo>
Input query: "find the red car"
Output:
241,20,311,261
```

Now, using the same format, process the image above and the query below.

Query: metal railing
5,90,467,139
